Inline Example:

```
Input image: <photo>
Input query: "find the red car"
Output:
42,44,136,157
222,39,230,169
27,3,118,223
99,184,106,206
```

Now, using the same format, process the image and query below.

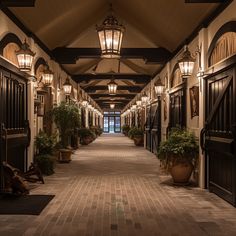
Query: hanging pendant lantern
178,46,195,77
108,78,118,95
154,78,165,97
16,39,35,72
110,103,115,109
42,64,54,86
96,5,125,58
63,78,72,96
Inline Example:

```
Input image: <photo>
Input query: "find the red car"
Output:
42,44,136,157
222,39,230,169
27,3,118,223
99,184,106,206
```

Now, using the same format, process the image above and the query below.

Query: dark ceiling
0,0,232,110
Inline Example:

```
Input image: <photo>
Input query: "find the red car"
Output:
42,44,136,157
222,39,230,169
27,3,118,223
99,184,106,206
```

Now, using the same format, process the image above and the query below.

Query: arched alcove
0,33,22,66
208,21,236,67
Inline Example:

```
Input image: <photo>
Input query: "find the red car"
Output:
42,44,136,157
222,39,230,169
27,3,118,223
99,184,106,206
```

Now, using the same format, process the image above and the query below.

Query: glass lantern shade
141,95,149,104
127,109,130,113
131,105,137,111
16,41,35,72
178,46,195,77
154,79,165,97
110,104,115,109
96,13,125,58
136,100,142,106
82,100,88,107
63,78,72,95
88,104,92,109
108,79,118,95
42,66,54,86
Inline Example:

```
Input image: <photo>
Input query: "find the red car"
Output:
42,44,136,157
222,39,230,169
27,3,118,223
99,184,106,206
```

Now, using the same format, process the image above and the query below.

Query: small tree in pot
78,128,96,145
50,102,81,163
122,125,130,136
130,127,144,146
157,128,198,185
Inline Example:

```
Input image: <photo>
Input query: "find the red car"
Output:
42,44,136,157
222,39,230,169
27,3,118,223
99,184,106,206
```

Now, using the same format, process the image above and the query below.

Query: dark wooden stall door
145,105,151,151
169,85,186,129
0,60,29,190
150,101,161,154
203,66,236,205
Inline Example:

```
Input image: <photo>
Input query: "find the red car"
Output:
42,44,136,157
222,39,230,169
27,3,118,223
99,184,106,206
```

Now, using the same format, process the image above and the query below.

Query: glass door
109,117,115,133
104,116,109,133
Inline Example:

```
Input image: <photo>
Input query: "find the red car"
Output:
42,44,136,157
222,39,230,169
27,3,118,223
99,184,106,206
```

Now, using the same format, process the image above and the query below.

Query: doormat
0,194,54,215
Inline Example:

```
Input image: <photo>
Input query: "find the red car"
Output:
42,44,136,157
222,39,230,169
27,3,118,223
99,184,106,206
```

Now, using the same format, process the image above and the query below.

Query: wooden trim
169,81,186,94
0,56,29,81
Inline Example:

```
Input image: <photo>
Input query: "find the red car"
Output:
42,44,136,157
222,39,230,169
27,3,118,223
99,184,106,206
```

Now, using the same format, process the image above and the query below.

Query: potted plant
34,131,56,175
132,128,144,146
78,128,96,145
128,126,138,139
50,101,81,163
157,128,199,185
122,125,130,136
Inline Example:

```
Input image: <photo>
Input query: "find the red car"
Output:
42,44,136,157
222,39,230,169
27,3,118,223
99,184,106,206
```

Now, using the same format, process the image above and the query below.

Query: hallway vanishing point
1,134,236,236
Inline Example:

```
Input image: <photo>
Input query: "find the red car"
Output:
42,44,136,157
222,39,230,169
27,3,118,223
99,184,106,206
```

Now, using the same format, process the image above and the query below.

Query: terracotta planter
81,136,93,145
133,135,144,146
170,161,193,185
58,149,72,163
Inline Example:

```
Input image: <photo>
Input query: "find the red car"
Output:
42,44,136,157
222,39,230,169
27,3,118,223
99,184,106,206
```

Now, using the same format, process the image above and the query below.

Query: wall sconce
16,39,35,72
178,45,195,77
131,104,137,111
96,4,125,58
63,78,72,96
154,78,165,98
141,94,149,105
42,64,54,86
82,99,88,107
136,100,142,107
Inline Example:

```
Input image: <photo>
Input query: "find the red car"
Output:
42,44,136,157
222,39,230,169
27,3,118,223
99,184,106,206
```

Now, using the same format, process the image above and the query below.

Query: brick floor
0,134,236,236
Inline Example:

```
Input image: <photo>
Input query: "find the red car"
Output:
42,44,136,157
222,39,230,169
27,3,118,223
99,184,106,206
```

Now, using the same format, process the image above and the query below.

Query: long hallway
1,134,236,236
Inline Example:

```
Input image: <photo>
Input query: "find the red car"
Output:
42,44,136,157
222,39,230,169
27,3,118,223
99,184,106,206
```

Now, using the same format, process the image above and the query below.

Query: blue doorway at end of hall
103,111,121,133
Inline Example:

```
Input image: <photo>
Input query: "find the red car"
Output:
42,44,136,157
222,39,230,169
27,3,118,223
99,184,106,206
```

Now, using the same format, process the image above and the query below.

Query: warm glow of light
110,104,115,109
96,9,125,58
16,40,35,72
63,78,72,95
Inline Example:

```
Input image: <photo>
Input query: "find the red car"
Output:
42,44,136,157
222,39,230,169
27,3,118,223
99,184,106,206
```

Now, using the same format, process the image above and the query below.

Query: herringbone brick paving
0,134,236,236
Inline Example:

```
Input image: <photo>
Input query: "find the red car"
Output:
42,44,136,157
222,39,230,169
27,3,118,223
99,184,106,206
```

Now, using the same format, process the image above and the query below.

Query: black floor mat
0,194,54,215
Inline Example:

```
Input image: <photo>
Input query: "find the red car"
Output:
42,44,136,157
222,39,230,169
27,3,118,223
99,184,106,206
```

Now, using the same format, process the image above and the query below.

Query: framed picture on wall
189,86,199,118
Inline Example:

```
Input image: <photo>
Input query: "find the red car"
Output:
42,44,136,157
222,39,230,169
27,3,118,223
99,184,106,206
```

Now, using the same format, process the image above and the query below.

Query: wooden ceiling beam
73,74,151,84
185,0,227,3
52,47,172,64
0,0,36,7
90,94,136,99
83,86,142,93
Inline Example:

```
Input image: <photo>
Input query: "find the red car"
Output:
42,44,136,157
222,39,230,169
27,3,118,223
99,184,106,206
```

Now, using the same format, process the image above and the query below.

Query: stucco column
198,28,208,189
27,77,35,169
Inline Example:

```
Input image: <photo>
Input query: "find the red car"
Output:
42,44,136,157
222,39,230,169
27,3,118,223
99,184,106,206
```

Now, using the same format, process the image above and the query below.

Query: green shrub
128,127,143,139
78,128,96,139
35,154,55,175
35,131,56,155
157,128,199,168
122,125,130,135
